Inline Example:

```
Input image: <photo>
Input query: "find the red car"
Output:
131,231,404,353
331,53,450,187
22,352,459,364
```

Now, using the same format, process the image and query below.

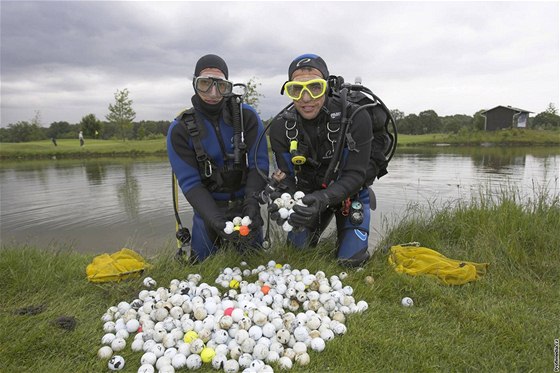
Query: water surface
1,148,558,256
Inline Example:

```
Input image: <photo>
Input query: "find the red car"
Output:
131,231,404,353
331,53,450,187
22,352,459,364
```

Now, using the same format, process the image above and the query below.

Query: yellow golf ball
275,263,282,268
229,279,240,289
183,330,198,343
201,347,216,363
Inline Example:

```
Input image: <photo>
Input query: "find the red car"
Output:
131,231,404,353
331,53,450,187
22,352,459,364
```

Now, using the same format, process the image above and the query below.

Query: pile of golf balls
270,191,305,232
97,260,369,372
224,216,252,236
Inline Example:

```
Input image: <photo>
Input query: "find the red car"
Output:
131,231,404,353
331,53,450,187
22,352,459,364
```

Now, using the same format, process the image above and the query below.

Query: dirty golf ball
108,355,125,371
143,277,156,287
97,345,113,359
401,296,414,307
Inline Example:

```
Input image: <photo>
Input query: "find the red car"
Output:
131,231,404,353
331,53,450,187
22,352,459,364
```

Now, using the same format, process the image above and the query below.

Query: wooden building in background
481,106,532,131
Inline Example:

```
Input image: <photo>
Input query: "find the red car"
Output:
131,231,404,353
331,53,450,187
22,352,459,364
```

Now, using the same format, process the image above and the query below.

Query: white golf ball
126,319,140,333
232,216,243,226
273,198,284,208
278,208,289,219
282,221,293,232
223,359,240,373
186,354,202,370
110,337,126,352
101,333,116,345
401,297,414,307
97,345,113,359
293,191,305,200
108,355,125,371
138,364,155,373
280,193,292,202
141,352,157,365
212,354,228,370
224,226,234,234
143,277,156,288
310,337,326,352
285,199,296,209
241,216,252,226
278,356,293,370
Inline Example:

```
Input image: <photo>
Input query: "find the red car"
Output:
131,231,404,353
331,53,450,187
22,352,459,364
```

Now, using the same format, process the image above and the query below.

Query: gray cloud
1,1,558,126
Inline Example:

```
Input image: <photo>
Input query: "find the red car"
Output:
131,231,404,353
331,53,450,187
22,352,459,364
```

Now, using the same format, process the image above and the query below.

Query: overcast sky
1,1,558,127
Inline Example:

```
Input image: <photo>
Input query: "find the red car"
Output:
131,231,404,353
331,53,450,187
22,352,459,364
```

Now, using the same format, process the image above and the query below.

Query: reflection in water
117,163,140,220
85,161,107,185
1,150,558,255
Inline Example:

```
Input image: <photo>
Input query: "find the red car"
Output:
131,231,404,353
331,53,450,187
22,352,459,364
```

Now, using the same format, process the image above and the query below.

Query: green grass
0,138,167,159
398,129,560,146
1,129,559,160
1,188,559,372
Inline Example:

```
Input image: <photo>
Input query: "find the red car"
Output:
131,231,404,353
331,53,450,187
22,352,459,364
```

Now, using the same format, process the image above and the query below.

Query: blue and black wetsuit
167,95,269,261
269,95,373,266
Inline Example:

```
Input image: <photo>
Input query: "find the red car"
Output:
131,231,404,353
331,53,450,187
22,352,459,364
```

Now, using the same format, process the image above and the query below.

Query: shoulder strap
179,108,213,178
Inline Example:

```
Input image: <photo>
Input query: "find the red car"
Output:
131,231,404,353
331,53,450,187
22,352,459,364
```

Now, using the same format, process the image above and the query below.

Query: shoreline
1,129,558,160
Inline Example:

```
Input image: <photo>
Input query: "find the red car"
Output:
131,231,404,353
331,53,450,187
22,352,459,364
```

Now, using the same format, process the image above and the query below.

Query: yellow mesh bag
86,248,150,283
388,243,489,285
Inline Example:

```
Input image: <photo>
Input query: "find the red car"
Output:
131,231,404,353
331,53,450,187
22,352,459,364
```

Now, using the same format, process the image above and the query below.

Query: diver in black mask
167,54,269,262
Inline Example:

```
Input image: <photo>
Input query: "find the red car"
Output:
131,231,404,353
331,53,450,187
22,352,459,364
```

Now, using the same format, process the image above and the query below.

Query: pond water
1,147,558,256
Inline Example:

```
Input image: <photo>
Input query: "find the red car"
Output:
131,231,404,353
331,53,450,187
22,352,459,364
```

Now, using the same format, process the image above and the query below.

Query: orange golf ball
261,285,271,295
239,225,250,236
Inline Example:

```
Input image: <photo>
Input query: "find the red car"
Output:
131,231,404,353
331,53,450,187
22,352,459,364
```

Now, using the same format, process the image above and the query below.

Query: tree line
1,82,558,143
392,103,559,135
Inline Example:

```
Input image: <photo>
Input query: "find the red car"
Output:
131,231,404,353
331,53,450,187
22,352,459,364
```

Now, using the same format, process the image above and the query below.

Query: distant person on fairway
167,54,269,263
79,131,84,147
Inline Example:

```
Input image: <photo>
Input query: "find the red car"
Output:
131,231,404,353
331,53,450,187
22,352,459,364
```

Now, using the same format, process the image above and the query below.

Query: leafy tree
545,102,558,115
106,88,136,141
390,109,405,122
533,108,560,129
418,110,442,133
48,121,71,139
244,77,264,113
441,114,473,134
398,114,421,134
473,110,486,131
5,121,45,142
80,114,102,138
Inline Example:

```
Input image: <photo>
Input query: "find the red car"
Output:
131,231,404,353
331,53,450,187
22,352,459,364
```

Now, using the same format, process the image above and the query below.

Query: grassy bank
0,138,167,159
397,128,559,146
1,188,558,372
1,129,559,159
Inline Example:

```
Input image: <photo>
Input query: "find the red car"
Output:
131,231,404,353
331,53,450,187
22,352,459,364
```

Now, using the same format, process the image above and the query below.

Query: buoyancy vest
282,96,362,192
177,104,248,194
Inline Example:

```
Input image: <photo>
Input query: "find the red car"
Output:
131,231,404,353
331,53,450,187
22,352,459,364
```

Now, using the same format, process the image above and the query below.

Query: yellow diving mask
283,78,327,101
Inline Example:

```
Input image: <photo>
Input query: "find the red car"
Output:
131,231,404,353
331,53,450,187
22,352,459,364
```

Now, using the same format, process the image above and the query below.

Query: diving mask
194,76,233,96
284,78,327,101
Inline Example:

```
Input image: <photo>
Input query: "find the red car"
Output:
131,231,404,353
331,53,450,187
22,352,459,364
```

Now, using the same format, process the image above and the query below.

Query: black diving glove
289,191,330,228
242,197,264,231
210,217,236,241
267,201,283,224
